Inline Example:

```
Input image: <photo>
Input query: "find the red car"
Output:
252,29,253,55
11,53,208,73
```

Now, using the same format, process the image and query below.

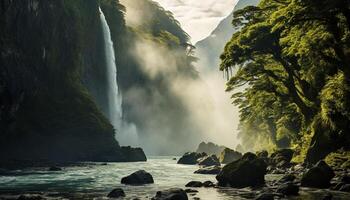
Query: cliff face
0,0,135,164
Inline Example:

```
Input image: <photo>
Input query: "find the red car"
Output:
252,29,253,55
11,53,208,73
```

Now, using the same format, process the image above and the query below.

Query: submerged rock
185,181,203,187
339,184,350,192
197,155,220,166
202,181,215,187
301,161,335,188
194,166,221,174
216,152,267,188
177,152,207,165
219,148,242,164
108,188,125,198
184,189,198,193
152,188,188,200
121,170,154,185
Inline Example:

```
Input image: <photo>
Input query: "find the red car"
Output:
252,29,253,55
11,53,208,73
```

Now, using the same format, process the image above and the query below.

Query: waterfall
99,7,139,146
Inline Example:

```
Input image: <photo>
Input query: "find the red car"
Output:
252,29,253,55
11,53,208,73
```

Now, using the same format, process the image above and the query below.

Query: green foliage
221,0,350,161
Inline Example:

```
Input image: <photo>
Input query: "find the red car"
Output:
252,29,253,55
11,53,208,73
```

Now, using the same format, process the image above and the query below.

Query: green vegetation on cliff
220,0,350,163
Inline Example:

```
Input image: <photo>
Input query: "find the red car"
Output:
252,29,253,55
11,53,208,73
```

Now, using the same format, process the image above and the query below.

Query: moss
325,150,350,170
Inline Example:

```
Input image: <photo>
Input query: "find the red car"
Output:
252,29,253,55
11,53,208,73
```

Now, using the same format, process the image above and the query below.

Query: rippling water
0,157,350,200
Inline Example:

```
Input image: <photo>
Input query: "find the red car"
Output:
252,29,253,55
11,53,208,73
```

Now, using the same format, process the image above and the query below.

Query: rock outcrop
198,155,220,166
196,142,226,156
177,152,207,165
216,152,267,188
219,148,242,164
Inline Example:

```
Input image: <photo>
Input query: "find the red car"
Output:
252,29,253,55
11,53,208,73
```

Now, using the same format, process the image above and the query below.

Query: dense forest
220,0,350,164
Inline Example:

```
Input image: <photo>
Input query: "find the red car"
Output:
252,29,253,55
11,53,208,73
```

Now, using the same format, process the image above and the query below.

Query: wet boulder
257,150,269,159
219,148,242,164
121,170,154,185
198,155,220,166
185,181,203,187
301,161,335,188
194,166,221,174
278,174,296,183
216,152,267,188
202,181,215,188
152,188,188,200
177,152,207,165
108,188,125,198
270,149,294,168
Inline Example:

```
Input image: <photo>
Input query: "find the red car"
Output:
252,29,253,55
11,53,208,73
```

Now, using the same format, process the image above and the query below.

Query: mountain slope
195,0,260,72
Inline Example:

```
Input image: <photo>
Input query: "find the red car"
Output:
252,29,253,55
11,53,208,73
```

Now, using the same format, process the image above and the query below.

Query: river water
0,157,350,199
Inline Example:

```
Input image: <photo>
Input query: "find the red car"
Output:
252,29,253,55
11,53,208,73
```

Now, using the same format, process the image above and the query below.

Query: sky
153,0,238,43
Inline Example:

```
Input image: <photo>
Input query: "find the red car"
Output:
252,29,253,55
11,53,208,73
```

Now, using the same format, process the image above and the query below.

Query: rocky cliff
0,0,145,165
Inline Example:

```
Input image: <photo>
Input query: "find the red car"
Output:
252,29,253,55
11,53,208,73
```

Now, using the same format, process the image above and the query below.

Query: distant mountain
195,0,260,72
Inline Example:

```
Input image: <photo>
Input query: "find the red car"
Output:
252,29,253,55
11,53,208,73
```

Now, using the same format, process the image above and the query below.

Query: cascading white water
99,7,139,146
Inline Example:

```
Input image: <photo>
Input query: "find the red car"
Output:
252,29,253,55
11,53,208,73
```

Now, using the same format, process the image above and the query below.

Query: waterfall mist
99,7,139,147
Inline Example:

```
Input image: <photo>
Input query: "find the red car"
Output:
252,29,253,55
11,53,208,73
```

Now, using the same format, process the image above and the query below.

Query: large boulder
120,146,147,162
177,152,207,165
196,142,226,156
121,170,154,185
270,149,294,168
301,161,335,188
198,155,220,166
219,148,242,164
194,166,221,174
152,188,188,200
216,152,267,188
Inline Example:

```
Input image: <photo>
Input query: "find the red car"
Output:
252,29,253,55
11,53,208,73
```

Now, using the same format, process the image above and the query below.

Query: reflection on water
0,157,349,199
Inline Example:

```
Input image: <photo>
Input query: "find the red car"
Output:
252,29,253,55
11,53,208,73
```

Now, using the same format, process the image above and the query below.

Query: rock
152,188,188,200
17,195,46,200
177,152,207,165
219,148,242,164
339,184,350,192
121,170,154,185
341,175,350,183
257,150,269,158
196,142,226,156
202,181,215,187
278,174,296,183
270,149,294,168
276,183,299,196
173,158,177,160
120,146,147,162
185,181,203,187
48,166,62,171
197,155,220,166
255,193,274,200
184,189,198,193
194,166,221,174
216,152,267,188
107,188,126,198
301,161,335,188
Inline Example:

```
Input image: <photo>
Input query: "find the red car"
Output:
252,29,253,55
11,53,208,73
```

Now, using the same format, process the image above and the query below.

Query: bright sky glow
153,0,238,43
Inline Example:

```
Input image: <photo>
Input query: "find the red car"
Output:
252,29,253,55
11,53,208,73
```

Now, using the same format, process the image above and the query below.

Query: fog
119,0,239,155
